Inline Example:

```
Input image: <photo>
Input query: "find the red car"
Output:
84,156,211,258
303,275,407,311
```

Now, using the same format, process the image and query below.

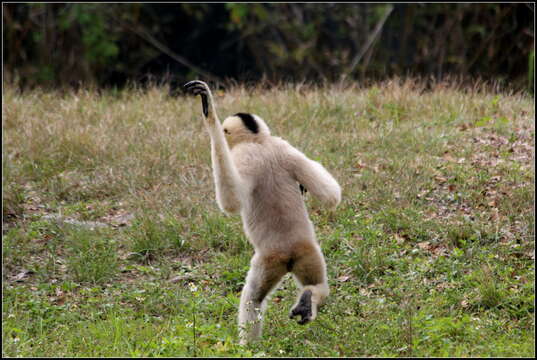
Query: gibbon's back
232,137,314,242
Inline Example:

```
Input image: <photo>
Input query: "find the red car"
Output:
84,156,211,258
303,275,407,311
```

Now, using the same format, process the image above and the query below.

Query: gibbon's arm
287,145,341,209
184,80,245,214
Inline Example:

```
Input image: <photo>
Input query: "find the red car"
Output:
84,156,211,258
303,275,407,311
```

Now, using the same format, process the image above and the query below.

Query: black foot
290,290,313,325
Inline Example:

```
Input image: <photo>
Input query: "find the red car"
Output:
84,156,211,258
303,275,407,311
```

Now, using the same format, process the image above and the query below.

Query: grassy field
2,79,535,357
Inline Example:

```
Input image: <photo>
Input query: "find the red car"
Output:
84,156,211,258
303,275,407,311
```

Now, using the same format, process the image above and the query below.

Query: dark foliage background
3,3,535,90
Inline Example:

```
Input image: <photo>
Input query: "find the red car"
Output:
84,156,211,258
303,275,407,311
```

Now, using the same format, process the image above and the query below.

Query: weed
64,227,119,284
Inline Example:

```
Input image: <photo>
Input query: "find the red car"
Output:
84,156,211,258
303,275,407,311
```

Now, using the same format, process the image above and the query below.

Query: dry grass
2,78,535,357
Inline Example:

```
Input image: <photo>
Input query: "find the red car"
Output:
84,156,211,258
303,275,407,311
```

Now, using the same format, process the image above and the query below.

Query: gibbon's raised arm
287,145,341,209
184,81,245,214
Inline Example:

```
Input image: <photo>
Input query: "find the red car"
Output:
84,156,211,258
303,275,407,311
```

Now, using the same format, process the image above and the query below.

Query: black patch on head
235,113,259,134
299,184,308,195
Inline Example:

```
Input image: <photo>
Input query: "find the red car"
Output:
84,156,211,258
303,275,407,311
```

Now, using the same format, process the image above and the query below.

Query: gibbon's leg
184,80,244,214
239,254,287,345
289,244,329,325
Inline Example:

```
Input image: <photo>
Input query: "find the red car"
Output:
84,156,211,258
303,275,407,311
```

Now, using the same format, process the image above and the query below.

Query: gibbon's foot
289,290,313,325
183,80,210,117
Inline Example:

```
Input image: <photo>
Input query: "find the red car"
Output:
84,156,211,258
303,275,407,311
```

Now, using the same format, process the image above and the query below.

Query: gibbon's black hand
184,80,210,117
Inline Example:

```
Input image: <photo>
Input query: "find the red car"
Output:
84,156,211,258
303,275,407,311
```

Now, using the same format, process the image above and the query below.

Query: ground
2,79,535,357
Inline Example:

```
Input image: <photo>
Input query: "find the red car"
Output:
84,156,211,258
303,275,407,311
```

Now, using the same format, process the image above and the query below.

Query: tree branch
342,4,394,80
123,23,221,84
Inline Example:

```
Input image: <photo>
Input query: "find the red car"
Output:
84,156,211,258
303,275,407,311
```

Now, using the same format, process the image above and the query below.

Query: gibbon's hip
242,218,316,249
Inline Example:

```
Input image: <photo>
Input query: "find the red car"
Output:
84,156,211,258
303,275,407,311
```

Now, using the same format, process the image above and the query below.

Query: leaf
169,275,188,283
417,189,430,198
52,292,66,306
11,270,34,282
442,152,456,162
417,241,431,250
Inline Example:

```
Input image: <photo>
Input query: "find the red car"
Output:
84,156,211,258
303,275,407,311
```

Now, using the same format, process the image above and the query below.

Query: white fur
188,81,341,344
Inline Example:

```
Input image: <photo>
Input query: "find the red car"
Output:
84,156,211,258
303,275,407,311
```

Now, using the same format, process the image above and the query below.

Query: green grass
2,79,535,357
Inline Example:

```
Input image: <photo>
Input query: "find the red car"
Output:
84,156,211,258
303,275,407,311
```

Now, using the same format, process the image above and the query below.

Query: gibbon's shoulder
268,136,295,151
231,136,306,168
269,136,305,158
265,136,312,172
231,136,289,154
230,137,298,169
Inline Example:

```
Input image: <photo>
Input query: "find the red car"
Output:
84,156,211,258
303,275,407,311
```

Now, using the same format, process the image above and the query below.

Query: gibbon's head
222,113,270,148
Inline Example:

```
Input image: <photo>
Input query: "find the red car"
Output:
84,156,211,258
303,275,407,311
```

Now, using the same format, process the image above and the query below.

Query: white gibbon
184,80,341,345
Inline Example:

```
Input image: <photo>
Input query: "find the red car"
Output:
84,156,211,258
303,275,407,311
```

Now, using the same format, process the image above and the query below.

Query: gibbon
184,80,341,345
